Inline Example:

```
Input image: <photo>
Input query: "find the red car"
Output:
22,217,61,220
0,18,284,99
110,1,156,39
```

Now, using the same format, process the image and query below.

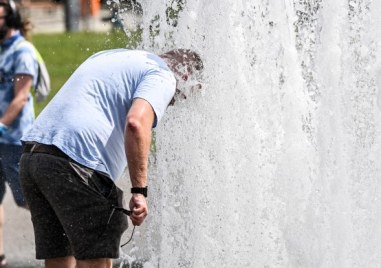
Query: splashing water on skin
116,0,381,267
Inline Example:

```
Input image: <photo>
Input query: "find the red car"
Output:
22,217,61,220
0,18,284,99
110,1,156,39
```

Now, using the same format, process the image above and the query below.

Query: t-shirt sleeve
133,68,176,128
14,47,38,80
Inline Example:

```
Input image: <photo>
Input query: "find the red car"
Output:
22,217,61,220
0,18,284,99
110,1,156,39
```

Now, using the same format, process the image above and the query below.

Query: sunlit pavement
3,185,42,267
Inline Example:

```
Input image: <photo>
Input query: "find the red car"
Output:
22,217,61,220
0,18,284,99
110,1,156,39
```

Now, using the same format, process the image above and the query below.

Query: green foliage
32,30,134,115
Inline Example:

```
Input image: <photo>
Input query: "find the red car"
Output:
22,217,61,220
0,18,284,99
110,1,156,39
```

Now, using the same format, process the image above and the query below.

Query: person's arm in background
125,98,155,226
0,74,32,132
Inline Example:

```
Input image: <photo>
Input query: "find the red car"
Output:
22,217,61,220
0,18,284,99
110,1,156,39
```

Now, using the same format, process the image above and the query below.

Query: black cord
121,225,136,247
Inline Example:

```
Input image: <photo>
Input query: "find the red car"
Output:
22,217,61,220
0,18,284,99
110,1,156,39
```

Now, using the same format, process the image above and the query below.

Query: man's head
160,49,204,105
0,0,21,41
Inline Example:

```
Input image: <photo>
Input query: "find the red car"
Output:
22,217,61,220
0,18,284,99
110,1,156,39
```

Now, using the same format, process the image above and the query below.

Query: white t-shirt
22,49,176,181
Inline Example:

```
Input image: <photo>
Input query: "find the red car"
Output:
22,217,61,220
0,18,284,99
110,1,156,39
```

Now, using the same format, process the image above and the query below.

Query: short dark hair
160,49,203,106
0,0,22,29
160,49,203,74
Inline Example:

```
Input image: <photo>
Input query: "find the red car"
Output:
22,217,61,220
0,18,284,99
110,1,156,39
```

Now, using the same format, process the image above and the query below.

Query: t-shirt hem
21,137,113,179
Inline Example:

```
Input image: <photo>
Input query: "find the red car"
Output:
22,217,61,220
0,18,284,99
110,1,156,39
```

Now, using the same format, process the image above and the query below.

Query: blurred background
18,0,143,33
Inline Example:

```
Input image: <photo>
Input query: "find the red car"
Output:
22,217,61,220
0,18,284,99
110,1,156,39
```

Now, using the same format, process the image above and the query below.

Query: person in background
0,0,38,266
80,0,101,30
20,48,203,268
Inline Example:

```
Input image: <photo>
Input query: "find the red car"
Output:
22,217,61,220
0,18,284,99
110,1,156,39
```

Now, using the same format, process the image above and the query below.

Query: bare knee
45,256,75,268
76,258,112,268
0,205,4,227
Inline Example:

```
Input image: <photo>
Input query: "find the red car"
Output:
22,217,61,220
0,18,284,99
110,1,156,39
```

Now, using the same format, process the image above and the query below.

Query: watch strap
131,186,148,197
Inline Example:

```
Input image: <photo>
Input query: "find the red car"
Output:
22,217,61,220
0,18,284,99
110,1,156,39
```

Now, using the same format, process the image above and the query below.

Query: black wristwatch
131,186,148,197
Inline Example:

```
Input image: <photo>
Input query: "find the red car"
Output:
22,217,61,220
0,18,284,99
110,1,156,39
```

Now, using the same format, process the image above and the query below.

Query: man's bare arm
125,98,155,226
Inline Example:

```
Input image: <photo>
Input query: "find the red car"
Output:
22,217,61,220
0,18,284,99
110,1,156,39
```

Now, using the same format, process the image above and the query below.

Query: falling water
117,0,381,267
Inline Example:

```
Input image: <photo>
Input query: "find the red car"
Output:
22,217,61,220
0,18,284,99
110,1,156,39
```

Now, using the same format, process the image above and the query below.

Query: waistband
22,142,71,160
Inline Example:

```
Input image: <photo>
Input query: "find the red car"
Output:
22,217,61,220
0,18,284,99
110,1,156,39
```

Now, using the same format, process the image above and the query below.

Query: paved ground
3,186,43,267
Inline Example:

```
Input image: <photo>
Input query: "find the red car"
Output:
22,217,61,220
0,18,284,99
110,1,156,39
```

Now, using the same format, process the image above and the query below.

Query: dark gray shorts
20,143,128,260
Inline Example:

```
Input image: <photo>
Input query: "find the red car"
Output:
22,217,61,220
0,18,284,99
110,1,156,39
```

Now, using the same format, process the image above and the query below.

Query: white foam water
118,0,381,267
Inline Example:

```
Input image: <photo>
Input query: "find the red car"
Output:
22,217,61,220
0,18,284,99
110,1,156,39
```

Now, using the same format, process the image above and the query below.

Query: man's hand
129,194,148,226
0,122,8,136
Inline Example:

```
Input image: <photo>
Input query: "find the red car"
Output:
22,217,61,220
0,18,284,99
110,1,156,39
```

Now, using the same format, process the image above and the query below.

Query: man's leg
0,205,3,253
45,256,76,268
35,159,128,261
0,145,8,266
21,145,127,262
1,144,27,208
76,258,112,268
0,144,27,267
45,257,111,268
0,205,5,266
20,153,74,261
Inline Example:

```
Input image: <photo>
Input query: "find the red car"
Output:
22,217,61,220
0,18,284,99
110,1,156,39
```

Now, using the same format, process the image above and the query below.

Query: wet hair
160,49,204,106
0,0,32,40
160,49,203,75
